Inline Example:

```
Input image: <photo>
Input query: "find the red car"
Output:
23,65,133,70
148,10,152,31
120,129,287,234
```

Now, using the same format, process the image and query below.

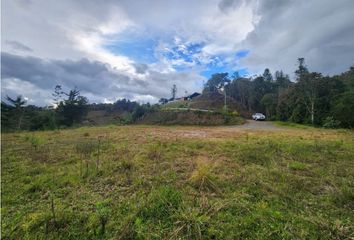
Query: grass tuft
288,161,308,171
189,161,219,193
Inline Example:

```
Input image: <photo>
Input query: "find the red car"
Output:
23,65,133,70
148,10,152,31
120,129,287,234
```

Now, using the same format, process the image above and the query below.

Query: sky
2,0,354,106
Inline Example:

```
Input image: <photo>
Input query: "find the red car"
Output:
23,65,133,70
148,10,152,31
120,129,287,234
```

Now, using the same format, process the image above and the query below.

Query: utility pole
218,84,228,111
224,87,227,110
223,83,229,111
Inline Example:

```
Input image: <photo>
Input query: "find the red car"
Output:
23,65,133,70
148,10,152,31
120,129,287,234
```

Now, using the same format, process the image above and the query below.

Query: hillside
85,110,123,125
188,92,251,117
137,109,244,125
83,92,249,126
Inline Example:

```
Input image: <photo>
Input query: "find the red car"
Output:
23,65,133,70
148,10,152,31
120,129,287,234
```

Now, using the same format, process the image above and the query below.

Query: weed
171,207,209,240
119,159,134,172
26,135,46,151
119,159,135,184
189,163,219,193
146,141,164,162
96,200,111,236
75,141,96,157
289,161,307,171
75,140,96,177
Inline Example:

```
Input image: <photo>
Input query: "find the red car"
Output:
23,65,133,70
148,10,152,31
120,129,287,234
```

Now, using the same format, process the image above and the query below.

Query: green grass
161,100,189,109
273,121,313,129
1,125,354,239
138,110,244,125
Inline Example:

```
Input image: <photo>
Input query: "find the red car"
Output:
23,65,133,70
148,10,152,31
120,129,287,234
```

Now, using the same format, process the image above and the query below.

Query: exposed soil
226,120,282,131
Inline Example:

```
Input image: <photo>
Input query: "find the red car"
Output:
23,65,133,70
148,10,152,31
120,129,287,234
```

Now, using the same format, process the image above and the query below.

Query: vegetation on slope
137,108,243,125
2,126,353,239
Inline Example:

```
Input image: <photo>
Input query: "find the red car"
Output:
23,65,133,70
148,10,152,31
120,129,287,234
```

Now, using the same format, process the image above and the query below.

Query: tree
55,87,88,126
295,58,309,80
297,72,322,125
5,95,27,130
171,84,177,99
332,90,354,128
277,87,295,121
231,71,240,79
261,93,277,119
159,98,168,104
263,68,273,82
52,85,65,106
250,76,271,112
204,73,230,93
227,77,251,110
113,99,139,112
275,70,291,90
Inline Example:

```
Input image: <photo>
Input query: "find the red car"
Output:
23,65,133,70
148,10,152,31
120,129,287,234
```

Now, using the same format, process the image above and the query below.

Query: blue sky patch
105,36,250,80
236,49,250,58
104,38,157,63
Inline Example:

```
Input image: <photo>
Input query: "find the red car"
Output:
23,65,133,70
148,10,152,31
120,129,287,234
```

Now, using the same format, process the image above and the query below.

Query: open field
1,124,354,239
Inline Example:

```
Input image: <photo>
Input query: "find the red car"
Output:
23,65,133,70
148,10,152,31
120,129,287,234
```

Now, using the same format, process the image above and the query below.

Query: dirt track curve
230,120,281,131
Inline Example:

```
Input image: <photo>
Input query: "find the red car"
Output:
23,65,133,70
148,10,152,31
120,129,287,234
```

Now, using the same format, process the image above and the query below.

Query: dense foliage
1,86,89,132
204,59,354,127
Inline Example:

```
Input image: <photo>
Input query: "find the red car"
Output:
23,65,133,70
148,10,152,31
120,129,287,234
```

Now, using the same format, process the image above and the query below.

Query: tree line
203,58,354,128
1,85,154,132
1,58,353,131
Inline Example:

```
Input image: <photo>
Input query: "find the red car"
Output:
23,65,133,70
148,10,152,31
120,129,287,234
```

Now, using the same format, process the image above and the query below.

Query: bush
26,135,46,150
322,116,341,128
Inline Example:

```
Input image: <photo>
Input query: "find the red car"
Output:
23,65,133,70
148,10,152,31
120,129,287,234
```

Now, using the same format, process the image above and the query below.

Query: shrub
322,116,341,128
26,135,46,150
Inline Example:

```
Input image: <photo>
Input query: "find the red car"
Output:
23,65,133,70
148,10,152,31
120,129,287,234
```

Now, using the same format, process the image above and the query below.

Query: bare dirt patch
225,120,282,131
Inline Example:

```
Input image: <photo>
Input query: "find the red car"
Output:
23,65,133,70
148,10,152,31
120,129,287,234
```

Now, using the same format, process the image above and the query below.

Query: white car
252,113,266,121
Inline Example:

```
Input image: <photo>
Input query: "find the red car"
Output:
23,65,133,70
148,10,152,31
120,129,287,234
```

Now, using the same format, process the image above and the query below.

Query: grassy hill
188,92,251,117
162,92,245,114
85,110,123,125
84,92,248,126
2,125,353,239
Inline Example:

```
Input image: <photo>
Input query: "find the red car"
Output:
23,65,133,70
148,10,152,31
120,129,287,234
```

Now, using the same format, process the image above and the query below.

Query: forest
2,58,354,131
205,58,354,128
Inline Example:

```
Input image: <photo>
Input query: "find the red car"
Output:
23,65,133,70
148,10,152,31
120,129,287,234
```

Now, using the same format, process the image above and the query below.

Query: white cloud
2,0,354,105
239,0,354,76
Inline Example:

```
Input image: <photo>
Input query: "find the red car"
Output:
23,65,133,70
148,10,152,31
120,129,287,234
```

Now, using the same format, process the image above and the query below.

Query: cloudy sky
2,0,354,106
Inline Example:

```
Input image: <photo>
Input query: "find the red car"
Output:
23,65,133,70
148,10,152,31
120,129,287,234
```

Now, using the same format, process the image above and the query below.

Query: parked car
252,113,266,121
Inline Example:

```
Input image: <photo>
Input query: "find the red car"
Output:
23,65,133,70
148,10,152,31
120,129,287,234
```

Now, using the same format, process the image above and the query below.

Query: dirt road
231,120,281,131
173,120,283,139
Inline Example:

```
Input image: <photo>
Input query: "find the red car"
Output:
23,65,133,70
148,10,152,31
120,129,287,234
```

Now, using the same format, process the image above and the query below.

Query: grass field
1,125,354,239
